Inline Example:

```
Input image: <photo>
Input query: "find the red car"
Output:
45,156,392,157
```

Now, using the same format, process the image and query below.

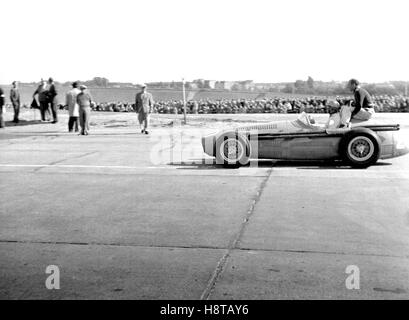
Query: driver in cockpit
326,100,345,129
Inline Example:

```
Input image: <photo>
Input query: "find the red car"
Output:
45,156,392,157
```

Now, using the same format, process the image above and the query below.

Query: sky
1,0,408,84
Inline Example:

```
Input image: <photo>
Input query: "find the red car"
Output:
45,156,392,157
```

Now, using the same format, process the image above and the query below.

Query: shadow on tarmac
5,120,44,127
169,159,392,170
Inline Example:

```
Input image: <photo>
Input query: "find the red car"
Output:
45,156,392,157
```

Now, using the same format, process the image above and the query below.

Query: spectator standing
76,85,93,135
65,81,81,132
0,86,5,128
135,83,154,134
33,79,50,121
192,100,198,114
47,77,58,123
10,81,21,123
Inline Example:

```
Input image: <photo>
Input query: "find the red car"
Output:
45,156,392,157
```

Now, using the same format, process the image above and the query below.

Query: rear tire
339,128,380,168
215,132,250,168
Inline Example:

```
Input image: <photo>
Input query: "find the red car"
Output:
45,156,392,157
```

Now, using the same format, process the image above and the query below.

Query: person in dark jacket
337,79,375,127
33,79,50,121
135,83,154,134
0,87,5,128
348,78,375,120
10,81,21,123
47,77,58,123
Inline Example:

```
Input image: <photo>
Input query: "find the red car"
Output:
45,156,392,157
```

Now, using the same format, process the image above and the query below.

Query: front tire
215,132,250,168
340,128,381,168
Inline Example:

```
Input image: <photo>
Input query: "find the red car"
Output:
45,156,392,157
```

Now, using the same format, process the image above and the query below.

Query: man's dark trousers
68,116,79,132
12,102,20,123
0,105,4,128
50,100,58,122
40,101,50,121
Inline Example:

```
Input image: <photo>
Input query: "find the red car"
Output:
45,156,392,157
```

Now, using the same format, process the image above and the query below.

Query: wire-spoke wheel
341,129,380,168
215,133,250,167
348,136,374,162
221,138,244,163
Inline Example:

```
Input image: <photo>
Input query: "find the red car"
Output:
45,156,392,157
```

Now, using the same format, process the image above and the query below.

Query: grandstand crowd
5,95,409,114
85,95,409,114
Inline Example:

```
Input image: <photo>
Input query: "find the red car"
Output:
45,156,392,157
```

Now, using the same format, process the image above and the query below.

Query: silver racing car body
201,113,409,167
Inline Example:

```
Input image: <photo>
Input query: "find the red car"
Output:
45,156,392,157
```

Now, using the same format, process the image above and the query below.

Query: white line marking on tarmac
0,164,170,169
0,163,407,173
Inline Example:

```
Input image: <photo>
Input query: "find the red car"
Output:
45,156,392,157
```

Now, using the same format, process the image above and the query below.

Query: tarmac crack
199,167,274,300
32,151,99,172
0,239,407,260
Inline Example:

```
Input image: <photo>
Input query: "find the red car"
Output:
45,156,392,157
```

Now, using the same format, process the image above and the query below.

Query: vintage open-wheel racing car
201,112,409,168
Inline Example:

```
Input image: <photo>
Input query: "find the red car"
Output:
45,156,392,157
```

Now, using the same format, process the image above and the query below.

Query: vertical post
182,78,187,124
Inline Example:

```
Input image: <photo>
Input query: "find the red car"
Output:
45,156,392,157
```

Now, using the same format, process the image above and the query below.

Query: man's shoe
144,130,149,134
141,129,145,133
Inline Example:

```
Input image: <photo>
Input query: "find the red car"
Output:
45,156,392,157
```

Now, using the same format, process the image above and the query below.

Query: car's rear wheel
215,133,250,167
340,129,380,168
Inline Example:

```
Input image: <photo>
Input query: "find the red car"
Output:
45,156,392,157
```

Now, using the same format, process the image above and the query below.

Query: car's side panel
256,136,342,160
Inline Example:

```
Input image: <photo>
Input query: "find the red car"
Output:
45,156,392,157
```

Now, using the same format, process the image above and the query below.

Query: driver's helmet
327,100,340,115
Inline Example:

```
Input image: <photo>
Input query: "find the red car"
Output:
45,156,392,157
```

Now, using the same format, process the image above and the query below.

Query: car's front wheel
215,133,250,167
340,128,381,168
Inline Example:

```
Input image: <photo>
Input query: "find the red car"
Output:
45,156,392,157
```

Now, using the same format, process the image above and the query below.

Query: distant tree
307,76,314,90
332,84,349,95
231,83,240,91
282,83,295,94
85,77,109,87
294,80,308,93
95,77,109,87
364,84,398,95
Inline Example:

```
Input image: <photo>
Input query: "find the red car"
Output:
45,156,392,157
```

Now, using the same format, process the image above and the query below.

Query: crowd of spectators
154,95,408,114
8,95,409,114
91,95,409,114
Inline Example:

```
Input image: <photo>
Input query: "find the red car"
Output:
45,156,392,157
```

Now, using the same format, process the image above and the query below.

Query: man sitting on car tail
337,78,375,128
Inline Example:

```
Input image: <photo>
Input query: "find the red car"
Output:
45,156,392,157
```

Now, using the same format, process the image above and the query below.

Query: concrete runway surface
1,111,409,299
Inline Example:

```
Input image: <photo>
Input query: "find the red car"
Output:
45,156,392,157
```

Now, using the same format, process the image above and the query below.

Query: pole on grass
182,78,187,124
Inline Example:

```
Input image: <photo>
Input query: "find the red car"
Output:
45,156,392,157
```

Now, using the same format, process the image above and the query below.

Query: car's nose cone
397,145,409,157
395,132,409,158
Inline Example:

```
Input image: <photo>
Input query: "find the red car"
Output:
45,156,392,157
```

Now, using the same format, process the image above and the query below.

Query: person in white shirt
65,82,81,132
